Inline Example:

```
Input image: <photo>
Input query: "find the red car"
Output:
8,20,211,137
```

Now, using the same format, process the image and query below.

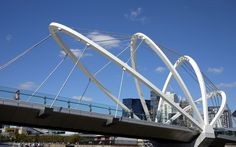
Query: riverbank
0,142,139,147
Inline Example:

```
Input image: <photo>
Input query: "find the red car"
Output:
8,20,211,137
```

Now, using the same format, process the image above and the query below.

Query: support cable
27,54,68,102
158,45,214,96
73,27,131,38
92,38,131,43
202,73,221,106
149,42,230,125
115,68,125,117
181,62,218,107
181,62,214,97
79,78,91,101
0,34,52,71
65,36,130,102
94,44,131,76
75,43,132,110
50,45,88,108
158,44,220,115
183,62,217,96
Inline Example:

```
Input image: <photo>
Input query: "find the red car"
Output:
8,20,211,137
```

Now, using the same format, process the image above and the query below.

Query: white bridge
0,22,233,146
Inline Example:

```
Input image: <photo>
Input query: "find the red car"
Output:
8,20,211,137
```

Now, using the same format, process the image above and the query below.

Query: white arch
49,23,139,120
49,22,202,130
130,37,151,121
210,91,226,126
158,55,207,124
167,91,226,127
195,91,221,104
195,91,226,127
131,34,203,125
160,55,226,128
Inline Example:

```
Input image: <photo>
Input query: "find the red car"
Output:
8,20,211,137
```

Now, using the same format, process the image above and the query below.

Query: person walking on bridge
15,90,20,100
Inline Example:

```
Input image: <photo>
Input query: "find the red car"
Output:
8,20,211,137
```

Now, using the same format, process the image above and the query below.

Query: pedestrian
15,90,20,100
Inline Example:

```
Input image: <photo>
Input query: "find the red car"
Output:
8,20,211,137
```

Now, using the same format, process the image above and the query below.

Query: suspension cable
94,43,131,76
50,45,88,108
115,68,125,117
27,54,68,102
92,37,131,43
156,43,223,110
94,39,130,48
73,27,131,38
79,78,91,101
181,62,218,107
144,42,229,124
202,72,221,106
0,34,52,71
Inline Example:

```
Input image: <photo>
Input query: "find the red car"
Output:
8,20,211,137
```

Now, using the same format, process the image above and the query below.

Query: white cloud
60,49,92,58
207,67,224,74
217,82,236,89
155,66,166,73
124,7,148,24
87,31,121,49
72,96,93,102
18,81,37,90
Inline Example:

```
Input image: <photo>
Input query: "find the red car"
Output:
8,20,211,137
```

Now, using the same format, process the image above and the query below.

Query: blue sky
0,0,236,115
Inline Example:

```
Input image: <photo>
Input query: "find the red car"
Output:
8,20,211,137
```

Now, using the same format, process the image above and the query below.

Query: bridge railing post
44,96,47,105
130,111,134,118
108,107,111,115
89,104,92,112
67,101,70,109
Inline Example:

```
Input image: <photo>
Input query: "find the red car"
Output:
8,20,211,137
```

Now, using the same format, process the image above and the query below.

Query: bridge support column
194,125,215,147
37,107,53,118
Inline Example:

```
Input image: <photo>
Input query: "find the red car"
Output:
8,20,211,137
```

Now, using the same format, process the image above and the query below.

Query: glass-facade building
122,98,151,120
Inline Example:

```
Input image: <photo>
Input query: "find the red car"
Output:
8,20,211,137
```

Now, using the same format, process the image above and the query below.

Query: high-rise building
208,106,233,128
150,90,160,121
178,100,193,127
179,100,189,109
122,98,151,120
149,90,180,123
123,91,180,123
158,92,179,123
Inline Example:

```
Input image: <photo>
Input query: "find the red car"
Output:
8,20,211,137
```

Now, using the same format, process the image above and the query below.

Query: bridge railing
0,86,123,117
214,128,236,137
0,86,200,129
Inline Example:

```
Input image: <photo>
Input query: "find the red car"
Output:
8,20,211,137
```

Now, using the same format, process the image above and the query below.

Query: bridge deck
0,98,199,142
211,134,236,146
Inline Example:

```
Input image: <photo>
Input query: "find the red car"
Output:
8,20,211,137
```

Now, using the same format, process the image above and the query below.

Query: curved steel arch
160,55,226,127
158,55,206,124
131,34,203,125
49,22,202,130
130,36,151,121
195,91,226,127
49,22,139,120
167,91,226,127
210,91,226,126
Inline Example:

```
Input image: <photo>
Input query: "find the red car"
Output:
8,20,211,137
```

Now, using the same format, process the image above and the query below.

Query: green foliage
13,134,92,143
0,134,11,142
